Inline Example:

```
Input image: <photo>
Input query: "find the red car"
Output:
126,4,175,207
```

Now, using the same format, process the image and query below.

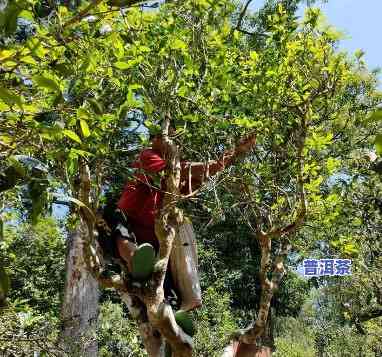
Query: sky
250,0,382,84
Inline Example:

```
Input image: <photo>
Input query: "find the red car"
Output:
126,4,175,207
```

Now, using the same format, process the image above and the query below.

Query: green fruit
175,310,195,337
131,243,156,281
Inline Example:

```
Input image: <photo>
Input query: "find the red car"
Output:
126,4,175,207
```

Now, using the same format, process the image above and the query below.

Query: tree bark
120,292,166,357
236,345,272,357
0,215,3,241
60,221,99,356
139,321,166,356
222,342,272,357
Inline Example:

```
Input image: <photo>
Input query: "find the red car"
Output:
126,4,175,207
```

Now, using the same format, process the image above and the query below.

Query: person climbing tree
100,129,257,313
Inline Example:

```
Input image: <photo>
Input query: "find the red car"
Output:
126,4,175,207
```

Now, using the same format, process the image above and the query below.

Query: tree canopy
1,0,381,356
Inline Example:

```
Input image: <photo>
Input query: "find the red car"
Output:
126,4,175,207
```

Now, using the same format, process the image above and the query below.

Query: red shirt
117,148,236,247
117,149,165,249
117,149,166,227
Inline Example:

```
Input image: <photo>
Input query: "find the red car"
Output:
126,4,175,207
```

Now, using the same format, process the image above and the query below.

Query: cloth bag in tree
169,217,201,310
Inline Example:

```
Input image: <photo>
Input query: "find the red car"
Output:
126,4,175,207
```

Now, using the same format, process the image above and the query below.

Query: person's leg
114,224,156,281
116,235,137,271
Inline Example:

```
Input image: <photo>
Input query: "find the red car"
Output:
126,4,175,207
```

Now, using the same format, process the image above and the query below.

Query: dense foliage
1,0,381,356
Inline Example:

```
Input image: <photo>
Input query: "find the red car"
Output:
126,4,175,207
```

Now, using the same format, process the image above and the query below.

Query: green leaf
114,58,142,70
19,10,34,21
249,51,259,61
233,117,257,128
33,76,61,93
70,149,94,157
63,129,82,144
129,84,143,90
137,45,151,53
26,38,48,58
178,86,187,97
0,87,23,109
0,49,16,61
326,157,340,174
126,86,143,107
87,98,103,115
79,57,90,72
0,135,13,145
368,109,382,122
20,56,37,65
80,119,91,138
343,243,359,255
354,49,365,59
114,61,131,70
145,120,161,135
182,114,199,123
77,108,90,120
375,134,382,155
66,153,78,176
111,33,125,58
170,38,187,51
8,156,27,177
53,63,72,77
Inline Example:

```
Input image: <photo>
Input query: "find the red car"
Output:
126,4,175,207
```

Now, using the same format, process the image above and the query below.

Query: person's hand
236,131,257,154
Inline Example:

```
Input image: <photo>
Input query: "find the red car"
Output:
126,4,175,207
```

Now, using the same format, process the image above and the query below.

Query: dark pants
98,209,180,307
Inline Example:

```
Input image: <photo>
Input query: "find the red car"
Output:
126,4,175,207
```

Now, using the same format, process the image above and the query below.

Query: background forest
0,0,381,356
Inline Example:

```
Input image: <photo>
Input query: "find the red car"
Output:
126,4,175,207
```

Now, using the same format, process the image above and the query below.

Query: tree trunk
0,215,3,241
139,321,166,357
60,222,99,356
222,342,272,357
120,292,166,357
236,344,272,357
235,309,274,357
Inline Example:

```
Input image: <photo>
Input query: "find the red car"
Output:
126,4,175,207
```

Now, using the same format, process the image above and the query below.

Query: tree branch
62,0,104,28
235,232,273,345
62,0,144,29
150,303,193,356
269,111,308,238
137,115,193,355
358,306,382,322
236,28,267,37
234,111,308,346
235,0,253,31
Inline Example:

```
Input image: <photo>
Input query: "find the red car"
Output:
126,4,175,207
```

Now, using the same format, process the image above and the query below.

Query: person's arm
180,132,257,193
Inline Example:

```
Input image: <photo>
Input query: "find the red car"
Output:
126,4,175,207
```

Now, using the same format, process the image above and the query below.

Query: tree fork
145,115,193,356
